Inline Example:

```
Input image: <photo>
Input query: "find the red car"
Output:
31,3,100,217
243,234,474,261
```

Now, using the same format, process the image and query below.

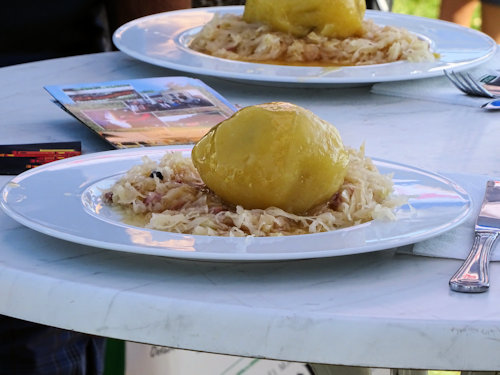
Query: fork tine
444,70,471,95
459,72,486,97
451,71,482,96
465,73,495,98
444,70,496,98
456,71,493,97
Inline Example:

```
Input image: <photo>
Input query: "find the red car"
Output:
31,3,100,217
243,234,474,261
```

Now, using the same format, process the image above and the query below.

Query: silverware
482,99,500,110
444,70,498,99
449,180,500,293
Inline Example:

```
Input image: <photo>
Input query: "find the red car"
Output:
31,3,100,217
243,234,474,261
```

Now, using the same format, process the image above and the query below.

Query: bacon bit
102,191,113,204
209,206,226,214
170,201,187,210
327,193,340,210
144,192,162,207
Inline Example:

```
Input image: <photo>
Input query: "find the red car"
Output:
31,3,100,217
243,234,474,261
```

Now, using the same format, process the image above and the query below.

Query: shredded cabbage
102,147,406,237
190,14,436,66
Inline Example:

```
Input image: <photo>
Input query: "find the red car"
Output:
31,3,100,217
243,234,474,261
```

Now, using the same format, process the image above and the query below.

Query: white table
1,51,500,371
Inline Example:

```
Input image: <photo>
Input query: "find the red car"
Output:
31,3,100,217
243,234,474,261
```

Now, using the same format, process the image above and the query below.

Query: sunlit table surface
1,51,500,371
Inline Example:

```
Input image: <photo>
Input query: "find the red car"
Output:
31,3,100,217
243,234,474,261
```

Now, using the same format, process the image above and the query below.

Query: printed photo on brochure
480,72,500,96
45,77,237,149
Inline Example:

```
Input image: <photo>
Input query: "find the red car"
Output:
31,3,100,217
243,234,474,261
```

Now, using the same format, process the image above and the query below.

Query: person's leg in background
439,0,500,43
439,0,479,25
0,316,106,375
481,0,500,42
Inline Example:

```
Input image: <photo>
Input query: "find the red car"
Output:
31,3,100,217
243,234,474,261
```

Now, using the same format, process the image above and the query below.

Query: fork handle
449,231,499,293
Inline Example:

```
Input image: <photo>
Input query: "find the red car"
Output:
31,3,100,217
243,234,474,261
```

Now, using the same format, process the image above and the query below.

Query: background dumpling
243,0,366,38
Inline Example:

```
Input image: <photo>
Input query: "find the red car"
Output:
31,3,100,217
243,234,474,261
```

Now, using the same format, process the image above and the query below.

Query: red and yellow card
0,142,81,175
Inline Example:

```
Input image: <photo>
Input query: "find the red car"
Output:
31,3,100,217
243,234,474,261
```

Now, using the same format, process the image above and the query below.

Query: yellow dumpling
242,0,366,38
191,102,349,215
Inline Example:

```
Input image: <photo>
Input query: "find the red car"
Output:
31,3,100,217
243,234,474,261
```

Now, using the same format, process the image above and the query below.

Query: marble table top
1,51,500,371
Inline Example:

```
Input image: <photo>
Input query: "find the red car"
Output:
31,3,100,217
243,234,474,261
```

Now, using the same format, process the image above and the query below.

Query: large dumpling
191,102,349,215
242,0,366,38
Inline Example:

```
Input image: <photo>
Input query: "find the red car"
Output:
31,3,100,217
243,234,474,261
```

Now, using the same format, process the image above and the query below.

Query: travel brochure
481,72,500,96
45,77,237,149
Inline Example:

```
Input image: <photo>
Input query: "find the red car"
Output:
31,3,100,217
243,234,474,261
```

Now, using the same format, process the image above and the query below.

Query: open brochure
45,77,237,149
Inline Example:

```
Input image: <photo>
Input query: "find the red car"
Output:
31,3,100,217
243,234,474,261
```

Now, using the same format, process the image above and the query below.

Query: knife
449,180,500,293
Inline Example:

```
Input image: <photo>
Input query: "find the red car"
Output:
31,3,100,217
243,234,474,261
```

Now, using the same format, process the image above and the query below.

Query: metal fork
444,70,496,98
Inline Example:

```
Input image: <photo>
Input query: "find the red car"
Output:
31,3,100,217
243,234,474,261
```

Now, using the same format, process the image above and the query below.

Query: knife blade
449,180,500,293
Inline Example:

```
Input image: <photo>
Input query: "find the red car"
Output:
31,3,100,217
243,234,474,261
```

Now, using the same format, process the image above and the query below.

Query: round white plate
113,6,497,86
1,146,471,261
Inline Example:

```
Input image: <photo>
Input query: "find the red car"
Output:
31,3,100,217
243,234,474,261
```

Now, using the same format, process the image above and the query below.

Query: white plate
1,146,471,261
113,6,497,86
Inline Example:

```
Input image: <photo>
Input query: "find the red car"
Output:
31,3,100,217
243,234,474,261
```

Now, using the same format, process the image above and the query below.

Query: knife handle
449,231,499,293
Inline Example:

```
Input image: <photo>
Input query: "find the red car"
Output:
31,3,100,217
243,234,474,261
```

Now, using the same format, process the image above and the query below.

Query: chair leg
308,364,373,375
375,0,392,12
390,369,428,375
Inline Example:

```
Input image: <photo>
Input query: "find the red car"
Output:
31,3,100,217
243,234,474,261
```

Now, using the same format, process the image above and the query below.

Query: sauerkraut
102,147,406,237
190,14,436,66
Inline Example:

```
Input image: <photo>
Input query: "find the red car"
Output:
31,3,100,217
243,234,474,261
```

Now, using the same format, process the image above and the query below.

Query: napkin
371,47,500,107
398,172,500,260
